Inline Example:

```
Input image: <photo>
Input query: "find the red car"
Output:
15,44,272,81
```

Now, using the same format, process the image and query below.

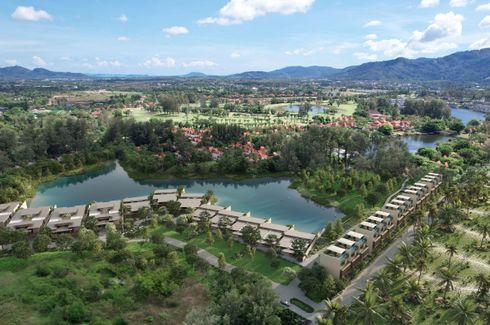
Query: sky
0,0,489,75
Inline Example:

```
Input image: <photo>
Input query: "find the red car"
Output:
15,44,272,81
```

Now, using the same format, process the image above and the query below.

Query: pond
451,107,486,125
30,162,343,232
400,134,452,153
282,105,326,114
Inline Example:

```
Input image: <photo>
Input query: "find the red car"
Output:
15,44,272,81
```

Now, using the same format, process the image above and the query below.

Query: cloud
32,56,47,66
363,20,382,28
469,38,490,50
11,6,53,22
198,0,315,25
5,59,17,66
479,16,490,28
364,34,378,40
95,58,122,67
363,12,463,58
419,0,439,8
230,52,241,59
285,47,323,56
449,0,469,7
332,43,358,54
182,60,217,68
476,3,490,11
118,15,128,22
354,52,378,61
117,36,130,41
162,26,189,36
142,56,177,68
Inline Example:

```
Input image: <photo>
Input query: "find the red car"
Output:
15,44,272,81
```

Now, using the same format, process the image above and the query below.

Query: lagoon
30,162,342,232
401,134,452,153
451,107,486,125
283,105,326,114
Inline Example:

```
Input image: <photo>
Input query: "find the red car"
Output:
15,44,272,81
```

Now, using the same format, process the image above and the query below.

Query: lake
451,107,486,125
400,134,452,153
30,162,342,232
283,105,326,114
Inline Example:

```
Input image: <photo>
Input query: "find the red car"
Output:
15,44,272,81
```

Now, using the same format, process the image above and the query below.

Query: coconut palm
350,282,386,325
474,273,490,301
415,258,428,284
385,256,403,275
317,298,348,325
404,279,424,304
442,298,479,325
372,269,394,300
445,244,458,268
414,238,432,260
438,266,459,300
386,296,412,324
399,242,414,272
478,223,489,249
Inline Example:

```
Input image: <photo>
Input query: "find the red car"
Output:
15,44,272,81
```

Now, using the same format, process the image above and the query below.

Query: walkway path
333,225,416,306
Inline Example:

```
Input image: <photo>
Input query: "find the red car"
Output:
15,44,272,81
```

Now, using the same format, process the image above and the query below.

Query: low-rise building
153,189,178,206
278,229,317,257
122,196,151,213
382,203,404,225
0,202,21,225
46,205,86,235
7,207,52,235
178,192,204,209
210,209,248,228
231,216,269,236
192,204,227,222
88,200,122,229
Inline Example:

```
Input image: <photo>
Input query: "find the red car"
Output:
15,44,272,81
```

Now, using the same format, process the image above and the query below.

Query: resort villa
153,189,178,206
6,207,52,235
46,205,86,235
178,192,204,209
88,200,122,229
320,173,442,279
122,196,152,213
0,202,22,226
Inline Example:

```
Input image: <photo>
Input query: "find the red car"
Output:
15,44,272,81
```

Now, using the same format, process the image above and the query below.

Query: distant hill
231,49,490,82
1,49,489,82
337,49,490,82
231,66,340,79
0,66,88,80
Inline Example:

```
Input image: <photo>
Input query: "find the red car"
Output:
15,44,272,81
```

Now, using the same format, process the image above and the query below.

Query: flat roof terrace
122,196,151,212
7,207,51,232
0,202,20,225
47,205,86,233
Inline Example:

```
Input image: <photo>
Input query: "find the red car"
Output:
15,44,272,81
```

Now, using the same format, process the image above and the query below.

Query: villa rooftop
7,207,51,231
178,198,203,209
0,202,20,225
154,189,178,195
47,205,86,232
153,193,178,204
360,221,377,229
326,245,346,256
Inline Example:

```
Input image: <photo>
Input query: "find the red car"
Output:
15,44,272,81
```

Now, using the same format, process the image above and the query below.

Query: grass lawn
290,298,314,313
153,226,301,284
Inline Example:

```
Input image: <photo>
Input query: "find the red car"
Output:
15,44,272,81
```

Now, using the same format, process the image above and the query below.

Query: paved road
333,225,415,306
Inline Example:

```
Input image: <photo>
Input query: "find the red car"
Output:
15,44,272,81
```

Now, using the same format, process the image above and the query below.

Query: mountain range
0,49,489,82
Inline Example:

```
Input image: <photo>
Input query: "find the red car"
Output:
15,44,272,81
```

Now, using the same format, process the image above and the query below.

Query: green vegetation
153,225,301,284
290,298,314,313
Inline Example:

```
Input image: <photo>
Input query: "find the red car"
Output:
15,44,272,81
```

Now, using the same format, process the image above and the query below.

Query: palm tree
404,279,424,304
478,223,489,249
415,259,428,284
414,238,432,261
445,244,458,268
350,282,386,325
442,298,479,325
317,298,348,325
398,242,413,272
438,266,459,300
372,270,393,300
385,256,402,275
386,296,412,324
474,273,489,301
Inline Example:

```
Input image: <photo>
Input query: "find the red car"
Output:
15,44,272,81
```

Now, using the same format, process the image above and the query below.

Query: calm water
451,107,486,125
30,162,342,232
401,134,452,153
283,105,325,114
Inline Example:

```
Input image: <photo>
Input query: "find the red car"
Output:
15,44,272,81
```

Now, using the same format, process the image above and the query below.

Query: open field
127,101,357,127
152,225,301,284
